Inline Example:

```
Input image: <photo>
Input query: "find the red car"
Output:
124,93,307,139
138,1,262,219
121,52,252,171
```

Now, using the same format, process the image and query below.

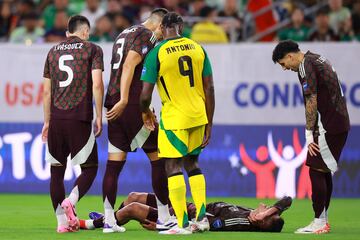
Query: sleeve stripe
150,33,156,44
299,59,306,78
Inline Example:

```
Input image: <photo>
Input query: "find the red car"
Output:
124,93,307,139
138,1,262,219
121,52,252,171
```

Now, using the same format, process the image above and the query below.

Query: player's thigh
188,125,205,155
142,126,158,157
158,128,189,158
107,115,131,154
67,120,98,166
47,119,70,166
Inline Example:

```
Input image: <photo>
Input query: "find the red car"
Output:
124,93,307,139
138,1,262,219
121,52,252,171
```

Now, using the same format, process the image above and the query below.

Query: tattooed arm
304,93,320,156
305,94,317,131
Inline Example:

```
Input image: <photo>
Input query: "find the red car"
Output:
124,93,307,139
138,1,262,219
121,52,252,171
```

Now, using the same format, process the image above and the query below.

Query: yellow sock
189,174,206,221
168,174,189,228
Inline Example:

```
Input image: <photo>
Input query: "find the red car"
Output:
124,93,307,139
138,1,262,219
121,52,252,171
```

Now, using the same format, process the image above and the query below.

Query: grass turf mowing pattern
0,194,359,240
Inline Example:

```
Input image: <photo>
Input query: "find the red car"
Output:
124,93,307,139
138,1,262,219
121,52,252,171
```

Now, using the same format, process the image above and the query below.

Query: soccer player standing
102,8,171,233
140,12,215,234
41,15,104,233
272,40,350,234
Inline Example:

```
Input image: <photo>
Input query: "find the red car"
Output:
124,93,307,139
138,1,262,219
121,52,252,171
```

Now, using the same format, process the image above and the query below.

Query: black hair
269,217,285,232
161,12,183,28
150,8,169,18
316,6,330,16
272,40,300,63
68,15,90,33
200,6,216,18
22,11,39,20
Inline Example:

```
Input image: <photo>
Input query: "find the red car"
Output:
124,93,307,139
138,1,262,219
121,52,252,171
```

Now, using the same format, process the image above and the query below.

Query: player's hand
94,117,102,137
106,99,127,121
140,219,156,231
308,142,320,156
41,122,49,142
201,123,212,147
142,108,157,131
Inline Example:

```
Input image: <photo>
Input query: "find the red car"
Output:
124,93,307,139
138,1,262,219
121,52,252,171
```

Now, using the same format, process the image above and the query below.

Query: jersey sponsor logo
54,43,83,51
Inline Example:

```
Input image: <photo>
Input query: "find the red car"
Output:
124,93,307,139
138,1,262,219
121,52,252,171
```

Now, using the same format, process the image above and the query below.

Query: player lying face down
80,192,291,233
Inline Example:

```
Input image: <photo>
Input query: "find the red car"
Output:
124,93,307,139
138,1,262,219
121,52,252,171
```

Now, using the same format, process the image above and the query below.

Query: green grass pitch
0,194,359,240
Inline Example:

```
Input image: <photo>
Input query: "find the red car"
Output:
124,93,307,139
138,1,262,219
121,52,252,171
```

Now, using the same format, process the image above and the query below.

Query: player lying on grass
80,192,292,232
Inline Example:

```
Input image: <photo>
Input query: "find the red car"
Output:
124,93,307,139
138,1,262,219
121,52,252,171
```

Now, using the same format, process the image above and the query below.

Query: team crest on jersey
142,46,148,54
142,67,146,75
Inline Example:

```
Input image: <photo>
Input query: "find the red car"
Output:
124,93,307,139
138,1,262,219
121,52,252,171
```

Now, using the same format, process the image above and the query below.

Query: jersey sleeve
43,52,50,78
130,29,156,60
302,59,317,95
202,47,213,77
91,45,104,71
141,47,159,84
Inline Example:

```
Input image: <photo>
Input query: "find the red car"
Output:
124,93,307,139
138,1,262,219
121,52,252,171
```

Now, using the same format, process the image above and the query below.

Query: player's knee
124,202,139,217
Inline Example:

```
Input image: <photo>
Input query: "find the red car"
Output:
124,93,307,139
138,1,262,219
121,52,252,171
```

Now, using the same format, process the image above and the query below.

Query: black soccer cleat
272,196,292,215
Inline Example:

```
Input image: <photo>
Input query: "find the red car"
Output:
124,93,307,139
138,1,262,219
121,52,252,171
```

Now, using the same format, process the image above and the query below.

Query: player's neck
142,20,156,32
164,29,181,40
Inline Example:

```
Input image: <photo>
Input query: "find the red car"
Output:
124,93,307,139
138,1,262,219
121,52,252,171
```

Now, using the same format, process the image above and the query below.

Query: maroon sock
73,166,98,201
324,172,333,211
151,159,169,205
146,207,158,222
50,165,66,211
310,169,327,218
102,160,126,207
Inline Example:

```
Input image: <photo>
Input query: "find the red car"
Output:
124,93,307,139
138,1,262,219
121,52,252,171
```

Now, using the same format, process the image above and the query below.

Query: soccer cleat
190,217,210,232
103,223,126,233
89,211,104,220
156,215,178,231
295,220,330,234
159,225,192,235
56,225,73,233
61,198,79,232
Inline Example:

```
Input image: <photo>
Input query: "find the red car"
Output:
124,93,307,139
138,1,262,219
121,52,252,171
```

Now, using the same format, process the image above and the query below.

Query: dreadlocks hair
272,40,300,63
161,12,184,28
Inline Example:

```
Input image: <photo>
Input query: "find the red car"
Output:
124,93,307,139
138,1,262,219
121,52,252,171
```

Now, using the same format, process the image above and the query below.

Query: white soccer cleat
156,215,178,231
103,223,126,233
190,217,210,232
159,224,192,235
295,220,330,234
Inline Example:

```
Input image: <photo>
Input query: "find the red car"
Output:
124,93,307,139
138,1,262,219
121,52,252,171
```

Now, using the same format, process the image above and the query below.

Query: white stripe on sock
156,196,171,222
68,186,79,206
55,204,68,227
104,197,116,226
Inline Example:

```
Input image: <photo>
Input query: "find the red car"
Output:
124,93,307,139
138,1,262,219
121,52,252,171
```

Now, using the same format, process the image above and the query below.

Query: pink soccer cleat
57,225,73,233
61,198,80,232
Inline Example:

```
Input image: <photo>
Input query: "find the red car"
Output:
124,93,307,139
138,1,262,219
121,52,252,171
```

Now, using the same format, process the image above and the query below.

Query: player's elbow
92,78,104,90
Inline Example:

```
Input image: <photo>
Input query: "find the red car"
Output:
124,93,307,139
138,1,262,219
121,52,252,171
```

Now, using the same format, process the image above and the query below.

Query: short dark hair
200,6,216,17
269,217,285,232
161,12,183,28
316,6,330,16
272,40,300,63
68,15,90,33
150,8,169,18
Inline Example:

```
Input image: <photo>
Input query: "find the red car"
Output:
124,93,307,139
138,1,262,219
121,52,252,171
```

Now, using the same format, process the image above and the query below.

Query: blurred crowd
0,0,359,44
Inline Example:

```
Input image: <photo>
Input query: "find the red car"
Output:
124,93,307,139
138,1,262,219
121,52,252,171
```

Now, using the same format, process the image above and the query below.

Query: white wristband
305,129,314,146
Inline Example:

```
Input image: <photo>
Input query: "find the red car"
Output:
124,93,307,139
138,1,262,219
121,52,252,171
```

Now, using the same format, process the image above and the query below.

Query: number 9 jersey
141,37,213,130
43,36,104,122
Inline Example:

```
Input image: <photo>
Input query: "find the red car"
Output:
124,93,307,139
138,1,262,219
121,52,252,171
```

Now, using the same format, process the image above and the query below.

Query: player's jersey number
59,54,74,88
113,38,125,70
178,56,194,87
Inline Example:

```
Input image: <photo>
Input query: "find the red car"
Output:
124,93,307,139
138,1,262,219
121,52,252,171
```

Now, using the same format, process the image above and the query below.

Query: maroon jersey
205,202,259,231
104,24,156,108
43,36,104,122
298,51,350,134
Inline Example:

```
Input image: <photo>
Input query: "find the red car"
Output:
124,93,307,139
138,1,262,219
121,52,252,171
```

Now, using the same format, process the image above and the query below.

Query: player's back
105,25,156,108
298,51,350,134
43,36,103,122
152,37,210,129
206,202,258,231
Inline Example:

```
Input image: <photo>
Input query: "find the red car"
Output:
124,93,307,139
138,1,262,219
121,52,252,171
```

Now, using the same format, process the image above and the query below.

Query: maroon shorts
107,105,158,153
306,131,348,172
47,119,98,166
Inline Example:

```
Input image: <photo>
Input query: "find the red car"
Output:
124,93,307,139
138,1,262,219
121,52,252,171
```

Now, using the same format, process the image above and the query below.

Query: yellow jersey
141,36,213,130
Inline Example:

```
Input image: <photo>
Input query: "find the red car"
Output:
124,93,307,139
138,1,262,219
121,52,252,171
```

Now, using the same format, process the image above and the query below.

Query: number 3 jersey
104,25,157,108
43,36,104,122
141,37,213,130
